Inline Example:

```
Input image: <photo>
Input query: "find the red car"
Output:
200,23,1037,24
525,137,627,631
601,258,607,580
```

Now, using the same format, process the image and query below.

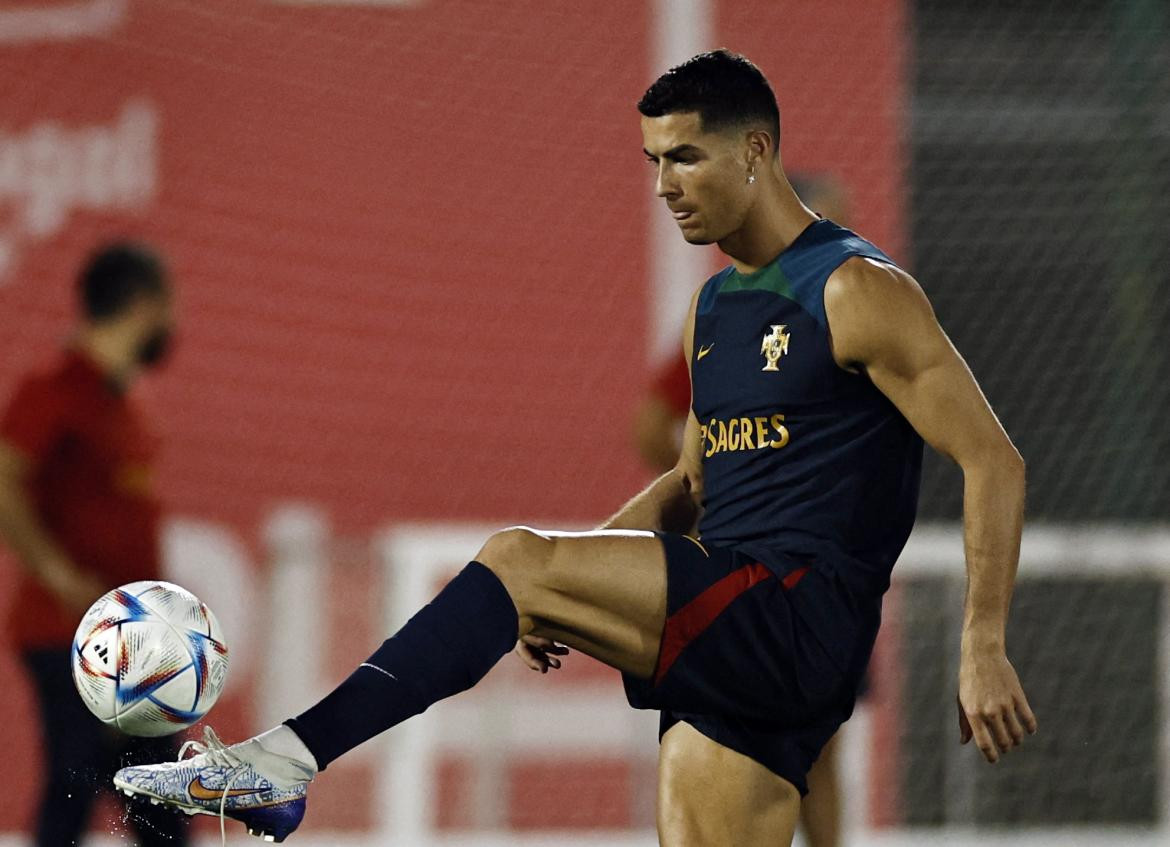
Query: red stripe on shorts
782,565,810,591
651,563,770,685
654,563,810,686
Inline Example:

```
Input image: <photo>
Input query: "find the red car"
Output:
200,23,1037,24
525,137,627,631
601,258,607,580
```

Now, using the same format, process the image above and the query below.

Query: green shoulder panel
719,262,794,300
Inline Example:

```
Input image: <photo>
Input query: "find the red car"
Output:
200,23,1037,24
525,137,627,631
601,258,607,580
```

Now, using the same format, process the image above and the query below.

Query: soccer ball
72,580,229,736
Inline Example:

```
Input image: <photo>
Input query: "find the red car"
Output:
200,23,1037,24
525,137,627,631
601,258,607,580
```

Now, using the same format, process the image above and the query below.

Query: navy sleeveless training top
692,219,923,597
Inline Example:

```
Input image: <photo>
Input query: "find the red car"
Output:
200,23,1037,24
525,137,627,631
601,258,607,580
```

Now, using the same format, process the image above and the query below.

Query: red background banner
0,0,905,833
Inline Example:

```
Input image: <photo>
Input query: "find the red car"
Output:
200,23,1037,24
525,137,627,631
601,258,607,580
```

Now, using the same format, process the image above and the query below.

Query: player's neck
720,180,818,275
75,325,139,387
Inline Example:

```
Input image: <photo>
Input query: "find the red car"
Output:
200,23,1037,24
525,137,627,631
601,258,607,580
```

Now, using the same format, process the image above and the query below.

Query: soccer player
0,242,186,846
635,170,857,847
114,51,1036,845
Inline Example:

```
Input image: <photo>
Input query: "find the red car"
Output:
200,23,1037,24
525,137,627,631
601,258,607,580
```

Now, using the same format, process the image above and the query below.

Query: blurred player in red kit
0,243,188,846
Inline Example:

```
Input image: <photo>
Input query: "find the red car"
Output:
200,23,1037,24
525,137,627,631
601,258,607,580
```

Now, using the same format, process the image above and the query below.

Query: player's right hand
957,648,1037,763
515,634,569,674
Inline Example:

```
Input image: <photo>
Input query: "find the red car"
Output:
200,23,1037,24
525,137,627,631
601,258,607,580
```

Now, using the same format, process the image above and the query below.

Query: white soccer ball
72,580,229,737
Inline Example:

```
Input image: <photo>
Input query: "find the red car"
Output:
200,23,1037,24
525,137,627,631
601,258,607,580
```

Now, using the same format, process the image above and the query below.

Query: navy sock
285,561,518,770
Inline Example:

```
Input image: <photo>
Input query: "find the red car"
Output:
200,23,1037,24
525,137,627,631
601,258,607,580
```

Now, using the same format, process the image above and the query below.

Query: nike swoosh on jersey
188,777,267,802
696,343,715,360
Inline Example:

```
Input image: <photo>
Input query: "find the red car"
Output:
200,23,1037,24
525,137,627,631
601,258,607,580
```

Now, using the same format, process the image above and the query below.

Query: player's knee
476,526,555,596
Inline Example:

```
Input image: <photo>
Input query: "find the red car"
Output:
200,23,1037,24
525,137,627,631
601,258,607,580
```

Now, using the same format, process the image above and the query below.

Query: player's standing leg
800,730,843,847
658,722,801,845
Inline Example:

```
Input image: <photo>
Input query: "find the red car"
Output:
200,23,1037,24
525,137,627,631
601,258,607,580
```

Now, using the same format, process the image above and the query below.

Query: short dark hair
638,49,781,152
78,241,169,321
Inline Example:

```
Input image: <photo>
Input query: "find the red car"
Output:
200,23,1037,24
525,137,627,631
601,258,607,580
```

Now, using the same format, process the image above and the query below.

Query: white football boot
114,726,315,843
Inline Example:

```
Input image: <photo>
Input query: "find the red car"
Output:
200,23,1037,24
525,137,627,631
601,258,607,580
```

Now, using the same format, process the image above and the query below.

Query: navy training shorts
622,532,872,795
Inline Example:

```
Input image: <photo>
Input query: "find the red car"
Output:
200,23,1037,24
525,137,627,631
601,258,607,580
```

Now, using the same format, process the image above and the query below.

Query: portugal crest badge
760,325,791,372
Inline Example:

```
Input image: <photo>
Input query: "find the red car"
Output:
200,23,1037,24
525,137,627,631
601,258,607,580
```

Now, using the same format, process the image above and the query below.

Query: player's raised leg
658,721,801,845
113,525,676,841
286,526,670,768
483,526,669,673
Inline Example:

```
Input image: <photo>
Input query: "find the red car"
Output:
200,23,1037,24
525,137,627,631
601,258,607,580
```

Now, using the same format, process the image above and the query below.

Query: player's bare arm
0,439,102,613
824,256,1037,763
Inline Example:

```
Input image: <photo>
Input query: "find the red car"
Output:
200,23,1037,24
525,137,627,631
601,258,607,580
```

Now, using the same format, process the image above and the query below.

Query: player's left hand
957,648,1037,763
515,634,569,674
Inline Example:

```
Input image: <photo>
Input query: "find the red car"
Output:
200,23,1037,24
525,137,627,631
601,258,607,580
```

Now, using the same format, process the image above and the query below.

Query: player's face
641,112,754,245
131,291,176,368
